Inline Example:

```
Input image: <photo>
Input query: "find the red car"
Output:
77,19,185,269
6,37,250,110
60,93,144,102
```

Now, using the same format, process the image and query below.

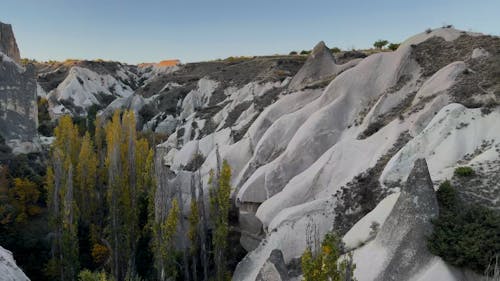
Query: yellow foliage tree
11,178,41,223
301,231,356,281
76,132,98,222
47,114,81,281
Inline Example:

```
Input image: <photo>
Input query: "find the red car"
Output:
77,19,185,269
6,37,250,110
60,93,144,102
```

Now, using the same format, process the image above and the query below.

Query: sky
1,0,499,64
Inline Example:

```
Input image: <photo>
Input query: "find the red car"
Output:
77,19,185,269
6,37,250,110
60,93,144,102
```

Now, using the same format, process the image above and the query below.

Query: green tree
188,195,199,281
373,40,389,49
152,198,180,281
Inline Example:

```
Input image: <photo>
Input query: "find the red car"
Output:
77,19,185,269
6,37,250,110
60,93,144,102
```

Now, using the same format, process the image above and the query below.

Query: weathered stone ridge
0,22,21,63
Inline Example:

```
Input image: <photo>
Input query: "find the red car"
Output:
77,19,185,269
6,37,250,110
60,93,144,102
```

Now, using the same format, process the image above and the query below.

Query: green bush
454,166,475,177
428,182,500,274
289,51,298,55
435,180,459,211
300,50,311,55
387,43,400,51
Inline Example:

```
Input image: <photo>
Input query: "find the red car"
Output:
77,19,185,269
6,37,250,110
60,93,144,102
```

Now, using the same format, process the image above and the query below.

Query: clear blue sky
1,0,499,64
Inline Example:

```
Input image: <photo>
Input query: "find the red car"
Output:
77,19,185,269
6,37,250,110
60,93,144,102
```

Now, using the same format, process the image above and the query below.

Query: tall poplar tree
209,160,232,281
46,115,81,281
106,110,152,280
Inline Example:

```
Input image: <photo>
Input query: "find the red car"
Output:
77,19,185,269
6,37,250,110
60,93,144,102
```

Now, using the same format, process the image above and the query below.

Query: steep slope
0,246,30,281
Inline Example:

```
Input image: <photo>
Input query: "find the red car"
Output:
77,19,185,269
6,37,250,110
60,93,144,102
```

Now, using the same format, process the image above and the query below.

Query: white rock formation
0,246,30,281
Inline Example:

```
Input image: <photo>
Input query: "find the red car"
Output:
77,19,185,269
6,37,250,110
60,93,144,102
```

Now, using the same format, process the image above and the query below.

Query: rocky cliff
0,22,21,63
0,47,38,154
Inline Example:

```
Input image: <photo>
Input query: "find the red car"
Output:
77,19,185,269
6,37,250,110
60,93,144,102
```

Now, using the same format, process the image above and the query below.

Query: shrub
428,182,500,274
436,181,459,211
289,51,298,55
387,43,400,51
91,243,109,265
300,50,311,55
454,166,475,177
20,58,37,66
373,39,389,49
330,47,341,53
369,221,380,239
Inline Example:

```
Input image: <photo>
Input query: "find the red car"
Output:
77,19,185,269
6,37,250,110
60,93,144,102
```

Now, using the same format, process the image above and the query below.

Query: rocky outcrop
0,22,21,63
255,250,289,281
0,52,38,153
374,158,438,281
288,41,338,90
288,41,361,90
0,246,30,281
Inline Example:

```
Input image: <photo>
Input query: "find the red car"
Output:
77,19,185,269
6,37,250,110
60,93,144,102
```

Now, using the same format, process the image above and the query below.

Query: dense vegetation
0,135,49,280
428,180,500,275
1,110,234,281
44,112,154,281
